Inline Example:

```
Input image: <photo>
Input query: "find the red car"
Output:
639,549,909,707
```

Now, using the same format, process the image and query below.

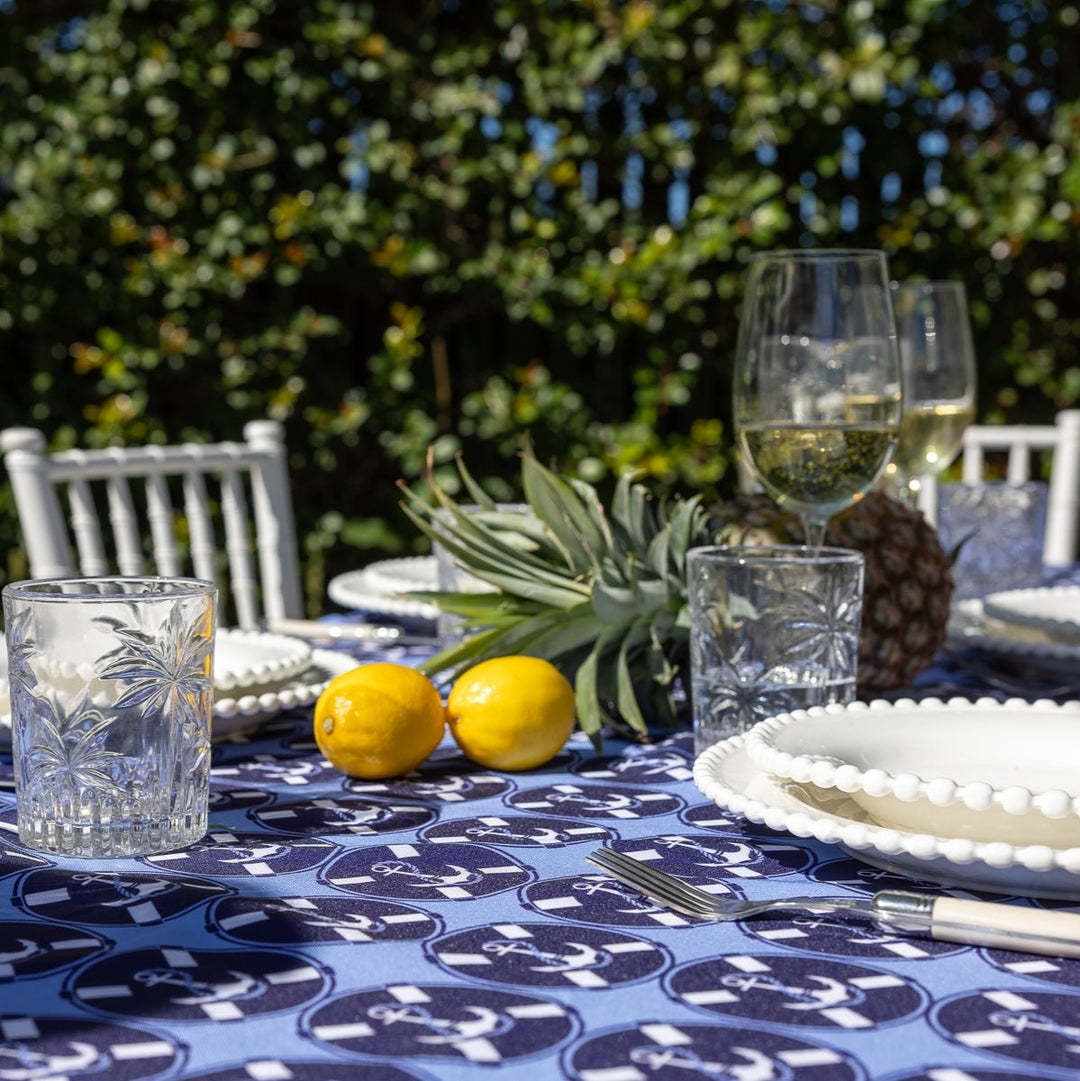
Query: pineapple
399,449,712,746
711,490,953,695
401,453,952,748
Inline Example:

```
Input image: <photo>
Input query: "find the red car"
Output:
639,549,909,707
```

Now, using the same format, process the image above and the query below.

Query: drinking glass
3,576,216,858
733,249,903,547
687,545,864,755
885,280,977,505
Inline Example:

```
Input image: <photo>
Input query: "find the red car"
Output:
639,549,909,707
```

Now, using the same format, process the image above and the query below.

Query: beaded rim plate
981,585,1080,641
214,628,313,692
327,556,440,621
694,734,1080,899
742,696,1080,845
947,597,1080,673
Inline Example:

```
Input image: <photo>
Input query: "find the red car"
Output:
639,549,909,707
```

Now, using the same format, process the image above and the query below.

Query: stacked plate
693,697,1080,898
948,584,1080,680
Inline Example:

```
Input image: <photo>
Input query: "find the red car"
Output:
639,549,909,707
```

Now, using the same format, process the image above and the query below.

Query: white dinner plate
328,556,440,621
742,697,1080,846
982,585,1080,641
694,734,1080,900
947,597,1080,678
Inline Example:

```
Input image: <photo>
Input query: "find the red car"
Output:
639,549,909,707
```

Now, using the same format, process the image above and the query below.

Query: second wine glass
885,280,977,510
733,249,903,547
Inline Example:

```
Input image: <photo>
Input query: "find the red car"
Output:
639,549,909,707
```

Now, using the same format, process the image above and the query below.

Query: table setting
4,248,1080,1079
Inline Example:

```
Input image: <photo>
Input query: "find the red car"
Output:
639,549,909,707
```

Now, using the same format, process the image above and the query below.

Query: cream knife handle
930,896,1080,958
873,890,1080,958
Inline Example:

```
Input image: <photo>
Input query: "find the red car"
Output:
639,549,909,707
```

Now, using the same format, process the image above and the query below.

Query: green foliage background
1,0,1077,608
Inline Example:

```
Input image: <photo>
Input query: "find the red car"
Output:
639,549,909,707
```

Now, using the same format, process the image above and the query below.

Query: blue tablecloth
1,634,1078,1081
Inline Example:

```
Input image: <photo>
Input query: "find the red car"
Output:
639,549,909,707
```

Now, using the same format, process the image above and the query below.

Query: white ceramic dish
982,585,1080,641
214,628,313,693
328,556,440,621
947,597,1080,678
0,648,356,745
743,698,1080,846
212,648,358,737
694,734,1080,899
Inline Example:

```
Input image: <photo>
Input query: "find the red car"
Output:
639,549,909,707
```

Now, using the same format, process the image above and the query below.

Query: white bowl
742,697,1080,846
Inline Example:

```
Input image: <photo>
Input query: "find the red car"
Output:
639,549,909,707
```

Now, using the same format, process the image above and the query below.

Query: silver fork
586,845,1080,958
586,845,866,922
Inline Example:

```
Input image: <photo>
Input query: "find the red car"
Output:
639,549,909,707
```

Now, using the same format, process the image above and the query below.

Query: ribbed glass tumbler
687,545,864,756
2,576,217,858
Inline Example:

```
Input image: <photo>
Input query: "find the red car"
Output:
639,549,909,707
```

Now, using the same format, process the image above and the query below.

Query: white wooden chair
918,409,1080,566
0,420,304,628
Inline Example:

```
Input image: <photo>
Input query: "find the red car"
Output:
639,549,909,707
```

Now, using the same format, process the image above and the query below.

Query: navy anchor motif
668,954,927,1029
934,989,1080,1071
421,814,612,849
427,922,669,989
14,868,230,926
303,984,578,1065
0,1015,185,1079
507,782,683,820
68,946,330,1023
210,894,441,947
0,921,110,980
564,1021,860,1080
321,842,532,901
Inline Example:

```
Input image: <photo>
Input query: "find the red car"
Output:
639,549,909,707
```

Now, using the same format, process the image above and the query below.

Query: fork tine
587,854,716,919
590,846,718,905
587,846,719,915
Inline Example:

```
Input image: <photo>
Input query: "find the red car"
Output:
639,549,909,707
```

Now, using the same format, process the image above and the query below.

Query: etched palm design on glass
98,602,215,733
2,577,216,858
688,546,864,755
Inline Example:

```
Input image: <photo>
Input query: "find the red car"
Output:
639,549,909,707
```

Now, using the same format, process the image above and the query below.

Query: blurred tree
0,0,1077,604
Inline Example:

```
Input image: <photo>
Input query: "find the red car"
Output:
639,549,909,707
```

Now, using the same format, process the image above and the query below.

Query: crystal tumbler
687,545,864,755
935,481,1048,601
3,576,216,857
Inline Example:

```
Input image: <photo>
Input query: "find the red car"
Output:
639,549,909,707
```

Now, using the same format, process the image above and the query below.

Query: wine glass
733,249,903,547
884,280,977,508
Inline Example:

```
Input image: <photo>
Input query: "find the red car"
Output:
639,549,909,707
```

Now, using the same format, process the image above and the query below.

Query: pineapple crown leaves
398,447,712,746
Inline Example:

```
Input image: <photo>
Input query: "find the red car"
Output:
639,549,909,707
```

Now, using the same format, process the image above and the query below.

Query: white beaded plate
694,734,1080,899
742,697,1080,847
327,556,440,620
982,585,1080,642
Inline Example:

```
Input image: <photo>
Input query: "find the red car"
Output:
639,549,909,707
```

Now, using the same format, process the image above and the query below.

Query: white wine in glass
734,249,903,547
885,280,977,506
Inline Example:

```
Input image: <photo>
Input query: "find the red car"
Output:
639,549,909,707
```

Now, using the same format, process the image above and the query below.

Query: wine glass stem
802,515,828,551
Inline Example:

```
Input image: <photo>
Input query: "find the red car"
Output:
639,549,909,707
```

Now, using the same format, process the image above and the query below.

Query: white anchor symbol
368,1003,511,1045
573,877,660,912
989,1009,1080,1050
263,900,386,933
135,966,264,1005
0,1041,104,1080
72,873,177,907
481,938,610,973
218,842,287,864
721,971,863,1011
628,1044,789,1080
370,860,480,888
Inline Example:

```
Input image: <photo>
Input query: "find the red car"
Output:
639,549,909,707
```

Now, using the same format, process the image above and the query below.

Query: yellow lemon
313,662,445,779
446,656,576,771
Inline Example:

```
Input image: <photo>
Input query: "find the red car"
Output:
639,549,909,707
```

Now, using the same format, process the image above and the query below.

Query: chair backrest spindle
0,421,304,627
